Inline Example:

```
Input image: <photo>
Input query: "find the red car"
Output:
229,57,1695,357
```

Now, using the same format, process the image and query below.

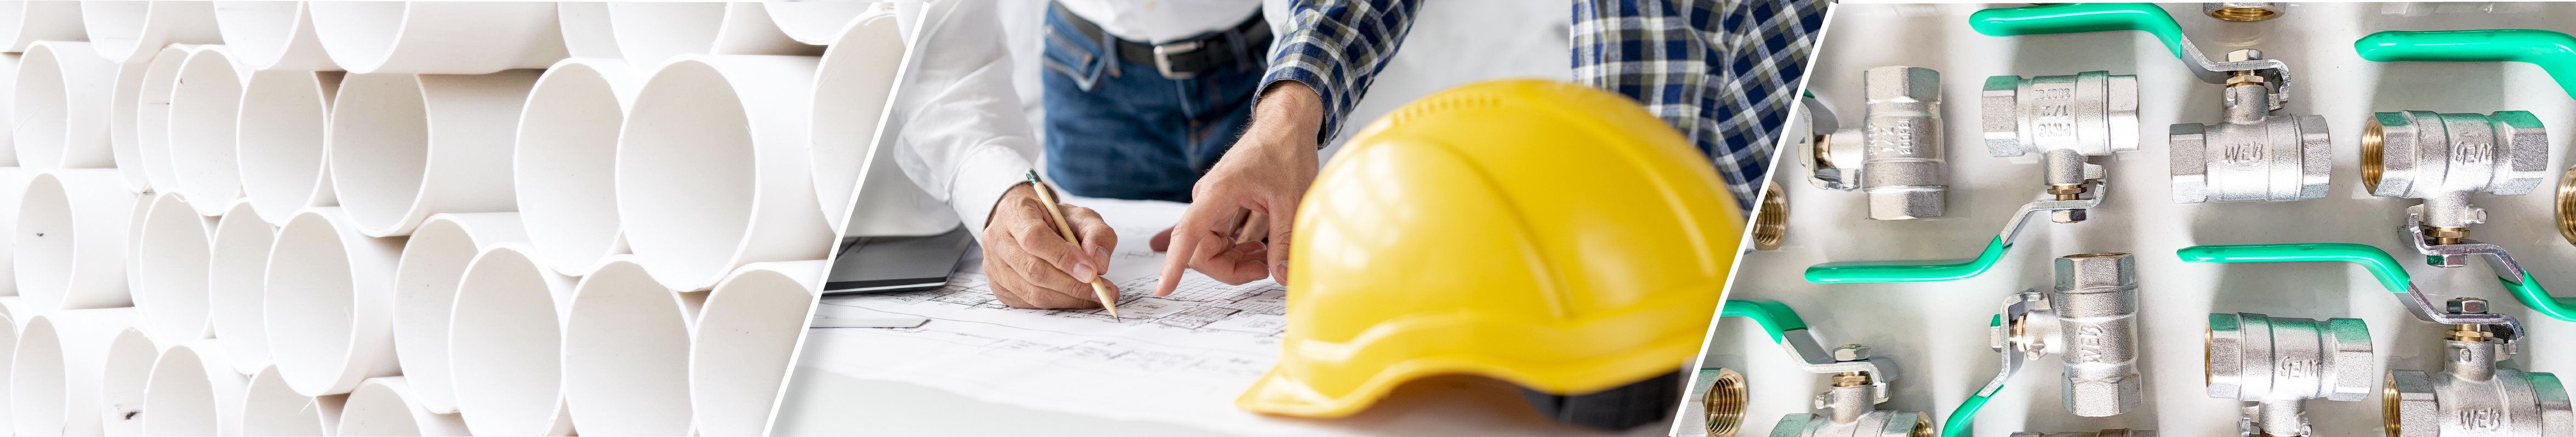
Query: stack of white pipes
0,1,902,435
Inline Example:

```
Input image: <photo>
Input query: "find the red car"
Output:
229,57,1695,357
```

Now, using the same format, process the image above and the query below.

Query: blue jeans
1040,8,1264,202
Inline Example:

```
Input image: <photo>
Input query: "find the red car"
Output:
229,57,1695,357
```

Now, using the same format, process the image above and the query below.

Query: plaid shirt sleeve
1258,0,1423,146
1572,0,1830,211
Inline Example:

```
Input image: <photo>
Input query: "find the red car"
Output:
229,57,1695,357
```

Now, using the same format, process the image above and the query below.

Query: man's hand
1156,82,1324,295
982,183,1118,308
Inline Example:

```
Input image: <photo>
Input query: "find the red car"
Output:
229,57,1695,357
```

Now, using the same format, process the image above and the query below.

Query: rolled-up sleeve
1258,0,1422,146
889,0,1042,239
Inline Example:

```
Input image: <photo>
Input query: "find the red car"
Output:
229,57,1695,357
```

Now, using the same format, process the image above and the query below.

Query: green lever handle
1970,3,2187,59
1804,237,2009,283
1719,299,1809,343
2355,30,2576,99
2499,272,2576,322
2176,243,2411,294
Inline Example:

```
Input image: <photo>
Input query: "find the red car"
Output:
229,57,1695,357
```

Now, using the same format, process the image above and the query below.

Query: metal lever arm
2355,29,2576,99
1804,180,2105,283
1971,3,2291,109
1719,300,1895,379
2176,243,2545,342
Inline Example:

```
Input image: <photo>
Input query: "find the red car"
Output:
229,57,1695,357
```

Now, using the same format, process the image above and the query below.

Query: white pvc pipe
135,43,204,194
338,377,467,436
806,8,904,231
447,243,575,436
0,167,26,296
555,2,618,59
618,54,831,291
562,256,690,436
169,45,253,216
0,1,86,52
0,52,19,167
239,365,343,436
0,299,18,433
13,307,140,436
16,169,138,312
515,58,635,277
306,1,565,75
606,2,819,70
121,191,148,304
236,69,340,226
14,41,117,170
79,1,220,64
263,207,402,396
328,71,537,237
133,192,216,347
98,327,163,436
207,200,270,376
765,1,879,46
389,212,525,415
140,340,246,436
693,260,827,437
209,1,334,71
103,47,151,190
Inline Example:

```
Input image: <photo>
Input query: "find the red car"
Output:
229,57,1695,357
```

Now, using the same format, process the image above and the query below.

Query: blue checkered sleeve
1258,0,1422,146
1573,0,1829,211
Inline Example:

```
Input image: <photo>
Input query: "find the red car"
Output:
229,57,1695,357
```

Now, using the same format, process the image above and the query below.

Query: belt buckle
1152,40,1203,79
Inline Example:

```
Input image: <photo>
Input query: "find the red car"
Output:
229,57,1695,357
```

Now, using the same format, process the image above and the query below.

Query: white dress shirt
1053,0,1261,43
888,0,1046,239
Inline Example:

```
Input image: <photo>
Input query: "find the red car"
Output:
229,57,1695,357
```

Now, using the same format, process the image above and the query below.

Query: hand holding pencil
975,171,1121,313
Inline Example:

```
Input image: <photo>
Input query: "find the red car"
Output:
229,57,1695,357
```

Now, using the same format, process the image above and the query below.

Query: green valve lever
1971,3,2293,109
1805,180,2105,283
2178,243,2567,329
1718,299,1808,343
2355,29,2576,99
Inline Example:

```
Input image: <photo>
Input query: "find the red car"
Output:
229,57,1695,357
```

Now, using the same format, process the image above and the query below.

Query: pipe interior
555,2,621,59
12,317,63,436
210,1,299,65
98,328,156,433
619,59,755,287
240,366,330,436
517,62,624,276
563,259,691,435
141,345,219,435
605,2,722,69
327,73,430,233
15,43,66,167
304,2,404,70
338,380,423,436
808,14,902,224
170,48,247,215
238,69,340,225
0,2,32,47
16,174,71,308
138,46,192,190
209,202,273,375
76,0,145,58
0,311,15,430
138,194,212,344
765,2,874,44
389,217,476,408
448,247,563,435
265,211,360,394
693,269,813,436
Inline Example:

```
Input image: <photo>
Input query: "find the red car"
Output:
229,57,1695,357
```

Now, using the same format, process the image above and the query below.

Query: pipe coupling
1813,66,1947,220
2205,313,2372,436
1984,72,2137,222
2051,253,2141,417
2172,51,2329,203
2385,299,2573,436
2362,110,2547,242
2008,430,2158,437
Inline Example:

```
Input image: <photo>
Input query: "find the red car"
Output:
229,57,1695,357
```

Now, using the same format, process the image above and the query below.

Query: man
1154,0,1831,295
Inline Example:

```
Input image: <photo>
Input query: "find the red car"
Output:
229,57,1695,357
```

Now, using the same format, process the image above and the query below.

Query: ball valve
1714,300,1933,437
2353,30,2575,257
1941,253,2142,436
2205,313,2373,437
1804,66,1950,220
2384,298,2573,436
2009,431,2157,437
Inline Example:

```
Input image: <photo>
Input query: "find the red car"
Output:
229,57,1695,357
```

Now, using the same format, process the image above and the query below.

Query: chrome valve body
1983,71,2138,223
2205,313,2372,436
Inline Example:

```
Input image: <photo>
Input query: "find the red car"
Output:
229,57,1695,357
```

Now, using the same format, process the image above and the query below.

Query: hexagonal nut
2487,110,2549,195
2168,123,2210,203
2226,48,2266,63
2051,209,2088,223
1832,344,1872,362
1982,75,2026,157
2449,297,2491,315
2203,313,2248,399
2103,73,2141,153
2064,374,2142,417
2367,111,2426,197
1863,66,1940,104
2294,114,2332,200
2322,317,2376,401
2053,253,2134,294
2384,370,2442,436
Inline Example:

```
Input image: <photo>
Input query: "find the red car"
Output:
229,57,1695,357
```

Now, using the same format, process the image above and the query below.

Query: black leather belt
1052,1,1271,79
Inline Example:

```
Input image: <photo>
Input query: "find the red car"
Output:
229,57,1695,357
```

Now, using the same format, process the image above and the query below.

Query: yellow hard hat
1239,79,1746,420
